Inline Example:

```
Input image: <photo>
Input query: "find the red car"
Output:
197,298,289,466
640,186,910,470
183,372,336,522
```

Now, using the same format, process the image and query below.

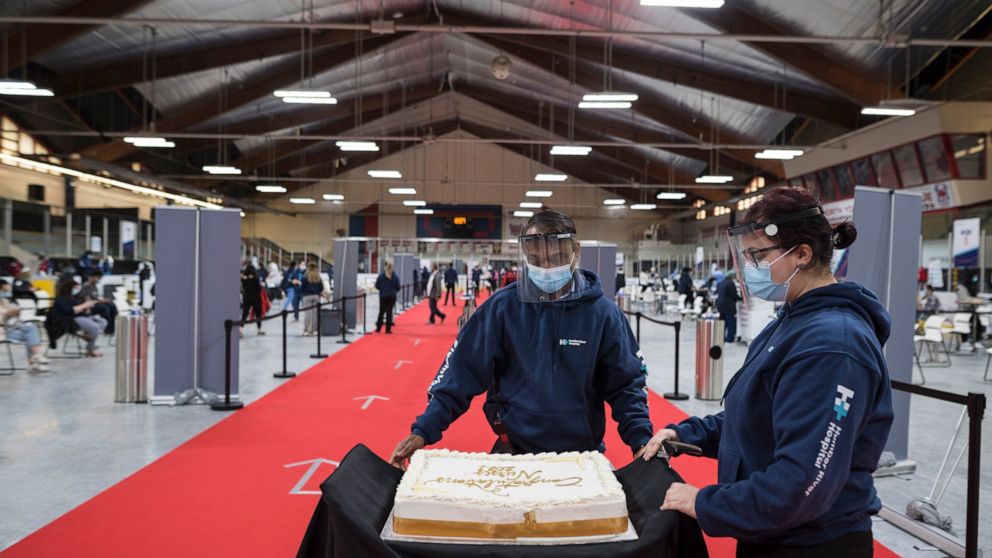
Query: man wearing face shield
390,210,653,467
640,187,893,556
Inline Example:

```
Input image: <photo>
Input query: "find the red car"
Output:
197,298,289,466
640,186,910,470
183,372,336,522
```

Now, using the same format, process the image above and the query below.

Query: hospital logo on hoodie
559,339,587,347
833,385,854,421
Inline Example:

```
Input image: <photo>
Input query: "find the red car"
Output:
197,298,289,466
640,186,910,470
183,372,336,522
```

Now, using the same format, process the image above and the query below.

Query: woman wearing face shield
641,187,893,557
390,210,653,467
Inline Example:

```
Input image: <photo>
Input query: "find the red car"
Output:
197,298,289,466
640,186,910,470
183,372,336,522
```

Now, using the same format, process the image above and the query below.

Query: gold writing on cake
424,465,583,496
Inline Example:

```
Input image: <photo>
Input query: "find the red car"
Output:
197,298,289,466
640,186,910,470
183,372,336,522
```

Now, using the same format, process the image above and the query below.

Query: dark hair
681,267,691,273
56,278,76,298
91,270,103,279
743,186,857,269
524,210,577,235
0,279,7,287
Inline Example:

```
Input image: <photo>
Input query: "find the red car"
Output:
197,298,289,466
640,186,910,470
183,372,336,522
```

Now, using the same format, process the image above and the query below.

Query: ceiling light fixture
0,80,54,97
535,173,567,182
123,136,175,148
289,197,316,204
403,200,427,207
274,90,337,105
695,175,734,184
640,0,725,7
656,192,687,200
519,202,543,209
578,101,632,109
322,194,344,201
755,149,805,160
860,106,916,117
514,210,534,218
526,190,553,197
202,165,242,175
255,185,287,193
582,93,638,102
368,169,402,179
603,199,626,206
336,141,379,152
630,203,658,210
550,145,592,156
413,208,434,215
388,187,417,195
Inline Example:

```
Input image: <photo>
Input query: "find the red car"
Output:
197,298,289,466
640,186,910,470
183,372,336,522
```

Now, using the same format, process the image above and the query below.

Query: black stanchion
211,319,244,411
274,310,296,378
635,311,642,344
310,300,328,358
664,320,689,400
965,392,985,558
337,296,351,344
362,293,367,334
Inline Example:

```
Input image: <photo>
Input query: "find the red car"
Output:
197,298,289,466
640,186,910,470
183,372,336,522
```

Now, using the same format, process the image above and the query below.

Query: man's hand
641,428,679,461
660,482,699,518
389,434,425,469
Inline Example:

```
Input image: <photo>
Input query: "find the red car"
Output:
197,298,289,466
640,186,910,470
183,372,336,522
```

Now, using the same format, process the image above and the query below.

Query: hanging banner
90,236,103,253
905,182,954,212
120,220,137,260
953,218,981,268
928,258,945,289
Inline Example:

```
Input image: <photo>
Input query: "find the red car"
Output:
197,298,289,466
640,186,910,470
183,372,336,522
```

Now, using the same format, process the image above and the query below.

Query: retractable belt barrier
621,310,687,401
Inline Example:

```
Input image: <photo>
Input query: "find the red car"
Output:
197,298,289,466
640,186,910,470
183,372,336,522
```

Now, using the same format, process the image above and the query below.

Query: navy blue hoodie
412,269,653,454
670,282,894,545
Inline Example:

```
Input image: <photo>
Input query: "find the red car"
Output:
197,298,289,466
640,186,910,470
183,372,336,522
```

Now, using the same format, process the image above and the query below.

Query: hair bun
832,221,857,250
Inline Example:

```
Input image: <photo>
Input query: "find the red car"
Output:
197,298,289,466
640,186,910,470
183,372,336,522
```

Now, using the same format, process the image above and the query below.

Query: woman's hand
640,428,679,461
660,482,699,518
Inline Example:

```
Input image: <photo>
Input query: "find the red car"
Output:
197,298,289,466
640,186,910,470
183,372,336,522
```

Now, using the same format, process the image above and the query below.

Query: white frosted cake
392,449,628,540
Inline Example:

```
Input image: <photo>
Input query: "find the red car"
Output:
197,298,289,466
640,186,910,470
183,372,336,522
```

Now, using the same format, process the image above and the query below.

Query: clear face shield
726,207,823,305
517,232,581,303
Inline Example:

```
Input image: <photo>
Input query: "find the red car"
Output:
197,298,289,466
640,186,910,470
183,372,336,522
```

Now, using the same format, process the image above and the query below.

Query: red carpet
3,297,898,557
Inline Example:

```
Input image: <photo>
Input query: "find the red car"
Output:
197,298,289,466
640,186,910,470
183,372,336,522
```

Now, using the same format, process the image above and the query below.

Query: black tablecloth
297,444,708,558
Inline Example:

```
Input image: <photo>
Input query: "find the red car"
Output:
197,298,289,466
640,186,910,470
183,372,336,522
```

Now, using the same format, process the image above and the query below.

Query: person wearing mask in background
716,270,741,343
12,271,38,303
299,262,325,336
641,187,892,557
426,263,446,325
677,267,695,309
615,266,626,297
917,284,941,320
420,266,430,298
240,265,265,337
443,263,458,306
265,262,283,302
375,261,401,334
0,279,50,372
281,261,302,320
53,279,106,357
390,210,652,467
78,251,95,279
501,265,518,287
36,253,51,276
251,256,266,282
79,271,118,336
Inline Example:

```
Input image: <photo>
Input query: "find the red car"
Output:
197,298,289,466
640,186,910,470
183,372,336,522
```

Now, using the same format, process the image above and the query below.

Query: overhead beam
3,0,155,65
686,3,888,106
80,32,412,162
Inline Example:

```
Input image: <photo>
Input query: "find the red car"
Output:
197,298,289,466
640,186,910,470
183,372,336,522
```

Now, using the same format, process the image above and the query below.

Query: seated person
0,280,49,372
916,284,940,320
11,271,38,302
52,279,106,357
79,271,118,335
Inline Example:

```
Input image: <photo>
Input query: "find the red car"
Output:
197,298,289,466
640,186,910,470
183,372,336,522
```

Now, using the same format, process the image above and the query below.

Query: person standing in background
426,264,446,325
678,267,695,308
716,270,741,343
240,265,265,337
375,262,401,334
471,265,482,300
443,264,458,305
299,262,325,336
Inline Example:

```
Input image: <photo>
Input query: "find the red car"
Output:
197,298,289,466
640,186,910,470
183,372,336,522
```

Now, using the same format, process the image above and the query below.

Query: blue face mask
742,246,800,302
0,291,9,300
527,262,573,293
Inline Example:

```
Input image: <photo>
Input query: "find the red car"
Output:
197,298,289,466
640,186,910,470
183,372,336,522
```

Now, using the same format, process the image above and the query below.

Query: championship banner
953,218,981,268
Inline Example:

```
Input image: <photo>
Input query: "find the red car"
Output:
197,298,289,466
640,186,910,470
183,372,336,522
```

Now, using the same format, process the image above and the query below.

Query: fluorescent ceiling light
526,190,552,197
413,209,434,215
0,80,37,90
368,169,402,179
656,192,687,200
514,210,534,218
322,194,344,201
336,141,379,152
631,203,658,210
640,0,724,6
603,199,626,206
755,149,804,160
695,175,733,184
289,197,316,204
273,90,332,98
388,187,417,195
281,96,337,104
0,153,221,209
861,106,916,117
582,93,638,102
202,165,242,175
123,136,175,148
0,87,54,97
519,202,543,208
403,200,427,207
255,185,287,193
550,145,592,156
578,101,632,109
535,173,567,182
